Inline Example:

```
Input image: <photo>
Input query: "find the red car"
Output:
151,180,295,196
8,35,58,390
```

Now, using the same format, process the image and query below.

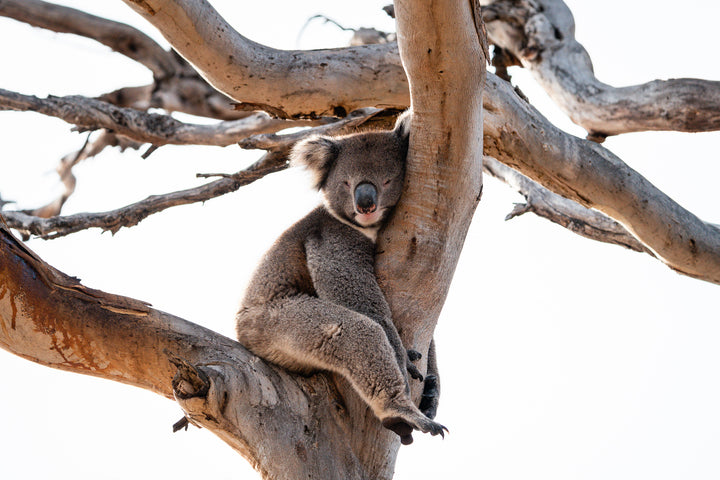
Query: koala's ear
290,135,340,190
393,109,412,144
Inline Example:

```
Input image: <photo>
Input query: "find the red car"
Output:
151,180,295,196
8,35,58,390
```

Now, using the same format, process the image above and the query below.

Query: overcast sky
1,1,719,479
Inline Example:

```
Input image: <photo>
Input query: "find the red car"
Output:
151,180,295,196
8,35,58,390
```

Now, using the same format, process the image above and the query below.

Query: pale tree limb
120,0,410,118
0,0,179,80
481,0,720,139
483,74,720,282
0,88,322,147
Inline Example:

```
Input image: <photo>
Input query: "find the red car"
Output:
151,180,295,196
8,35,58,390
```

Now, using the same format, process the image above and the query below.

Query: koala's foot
419,374,439,420
381,406,448,445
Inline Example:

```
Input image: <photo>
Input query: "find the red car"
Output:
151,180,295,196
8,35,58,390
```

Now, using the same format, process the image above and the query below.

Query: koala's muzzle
354,182,378,214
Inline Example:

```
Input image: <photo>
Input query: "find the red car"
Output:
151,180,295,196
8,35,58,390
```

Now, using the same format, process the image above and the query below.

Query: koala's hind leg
236,295,446,443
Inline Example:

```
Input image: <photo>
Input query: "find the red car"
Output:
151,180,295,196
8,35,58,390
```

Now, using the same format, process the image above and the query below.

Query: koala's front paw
419,374,439,419
406,349,423,381
407,349,422,362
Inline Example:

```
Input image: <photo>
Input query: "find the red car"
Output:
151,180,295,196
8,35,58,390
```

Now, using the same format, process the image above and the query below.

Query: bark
375,0,486,378
481,0,720,138
120,0,410,119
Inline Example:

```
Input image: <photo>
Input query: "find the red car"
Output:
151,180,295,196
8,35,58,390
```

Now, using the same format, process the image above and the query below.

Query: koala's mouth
353,209,384,227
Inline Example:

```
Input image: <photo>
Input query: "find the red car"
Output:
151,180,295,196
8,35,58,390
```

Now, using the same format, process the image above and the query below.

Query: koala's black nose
354,182,377,214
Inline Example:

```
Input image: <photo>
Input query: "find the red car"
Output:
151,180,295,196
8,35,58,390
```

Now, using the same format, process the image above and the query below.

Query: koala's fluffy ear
393,109,412,144
290,135,340,190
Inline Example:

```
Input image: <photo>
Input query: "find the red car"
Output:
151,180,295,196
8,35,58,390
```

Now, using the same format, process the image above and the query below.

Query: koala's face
322,132,406,228
291,113,411,231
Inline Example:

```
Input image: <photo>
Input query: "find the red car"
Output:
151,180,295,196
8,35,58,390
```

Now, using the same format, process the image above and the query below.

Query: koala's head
290,112,411,233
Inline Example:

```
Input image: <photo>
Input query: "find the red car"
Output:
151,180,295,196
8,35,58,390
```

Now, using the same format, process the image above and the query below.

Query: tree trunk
0,1,486,478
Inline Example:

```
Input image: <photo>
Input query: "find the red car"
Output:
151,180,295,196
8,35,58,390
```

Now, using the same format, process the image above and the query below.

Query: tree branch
120,0,410,118
1,153,284,239
0,108,383,239
0,0,178,79
481,0,720,138
0,88,321,147
483,156,651,254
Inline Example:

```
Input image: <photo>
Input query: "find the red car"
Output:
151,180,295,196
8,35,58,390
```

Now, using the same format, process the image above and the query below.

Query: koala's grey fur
235,112,445,445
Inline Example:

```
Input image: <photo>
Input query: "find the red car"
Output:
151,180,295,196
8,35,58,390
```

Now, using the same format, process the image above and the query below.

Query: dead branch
0,108,385,239
0,88,321,147
0,0,179,80
483,156,651,254
481,0,720,138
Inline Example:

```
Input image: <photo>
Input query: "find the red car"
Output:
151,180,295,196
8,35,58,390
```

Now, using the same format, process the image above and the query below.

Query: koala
235,111,445,445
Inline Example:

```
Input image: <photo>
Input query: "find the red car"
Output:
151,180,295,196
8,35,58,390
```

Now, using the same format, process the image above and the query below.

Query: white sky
1,1,719,479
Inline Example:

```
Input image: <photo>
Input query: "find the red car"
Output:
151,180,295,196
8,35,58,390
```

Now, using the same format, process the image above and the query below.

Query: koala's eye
343,181,350,188
383,179,393,186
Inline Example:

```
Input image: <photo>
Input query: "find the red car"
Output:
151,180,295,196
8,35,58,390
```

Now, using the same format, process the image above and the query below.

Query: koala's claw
407,349,422,362
407,363,424,382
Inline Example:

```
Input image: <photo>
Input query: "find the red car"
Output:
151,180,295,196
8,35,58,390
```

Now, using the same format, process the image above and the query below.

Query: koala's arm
304,230,422,381
419,338,440,419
